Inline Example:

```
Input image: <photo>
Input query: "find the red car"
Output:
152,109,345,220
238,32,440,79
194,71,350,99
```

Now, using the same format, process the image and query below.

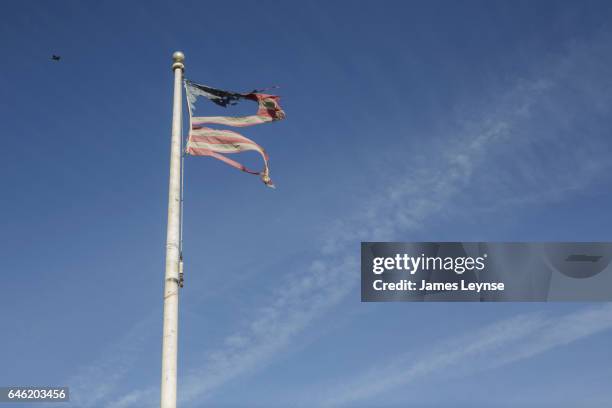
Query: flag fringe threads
184,80,285,188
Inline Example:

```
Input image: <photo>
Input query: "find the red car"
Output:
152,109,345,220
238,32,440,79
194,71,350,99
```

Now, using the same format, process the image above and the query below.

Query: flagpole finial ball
173,51,185,62
172,51,185,70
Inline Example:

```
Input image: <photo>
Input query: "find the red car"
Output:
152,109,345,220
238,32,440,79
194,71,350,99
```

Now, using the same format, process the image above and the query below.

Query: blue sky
1,1,612,407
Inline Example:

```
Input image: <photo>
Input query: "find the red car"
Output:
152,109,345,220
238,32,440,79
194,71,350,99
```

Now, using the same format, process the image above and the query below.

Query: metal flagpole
161,50,184,408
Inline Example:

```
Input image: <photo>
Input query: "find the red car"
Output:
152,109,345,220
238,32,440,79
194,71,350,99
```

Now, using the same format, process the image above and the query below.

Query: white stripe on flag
191,115,272,128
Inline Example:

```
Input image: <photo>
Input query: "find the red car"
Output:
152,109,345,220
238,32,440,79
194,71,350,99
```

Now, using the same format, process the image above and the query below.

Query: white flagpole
161,50,184,408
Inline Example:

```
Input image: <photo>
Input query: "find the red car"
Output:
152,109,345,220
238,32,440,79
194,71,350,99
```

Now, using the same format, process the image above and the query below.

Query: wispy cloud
64,315,157,408
105,387,157,408
178,256,358,404
319,304,612,407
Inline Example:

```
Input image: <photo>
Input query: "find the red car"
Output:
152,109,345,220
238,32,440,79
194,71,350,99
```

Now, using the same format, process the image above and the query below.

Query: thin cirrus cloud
57,315,157,408
318,304,612,407
70,31,612,408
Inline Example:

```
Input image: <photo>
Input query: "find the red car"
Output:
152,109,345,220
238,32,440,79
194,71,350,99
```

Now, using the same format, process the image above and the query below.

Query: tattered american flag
184,80,286,188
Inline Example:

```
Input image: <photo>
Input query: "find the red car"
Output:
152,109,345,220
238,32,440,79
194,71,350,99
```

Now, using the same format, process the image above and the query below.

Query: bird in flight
51,55,61,61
